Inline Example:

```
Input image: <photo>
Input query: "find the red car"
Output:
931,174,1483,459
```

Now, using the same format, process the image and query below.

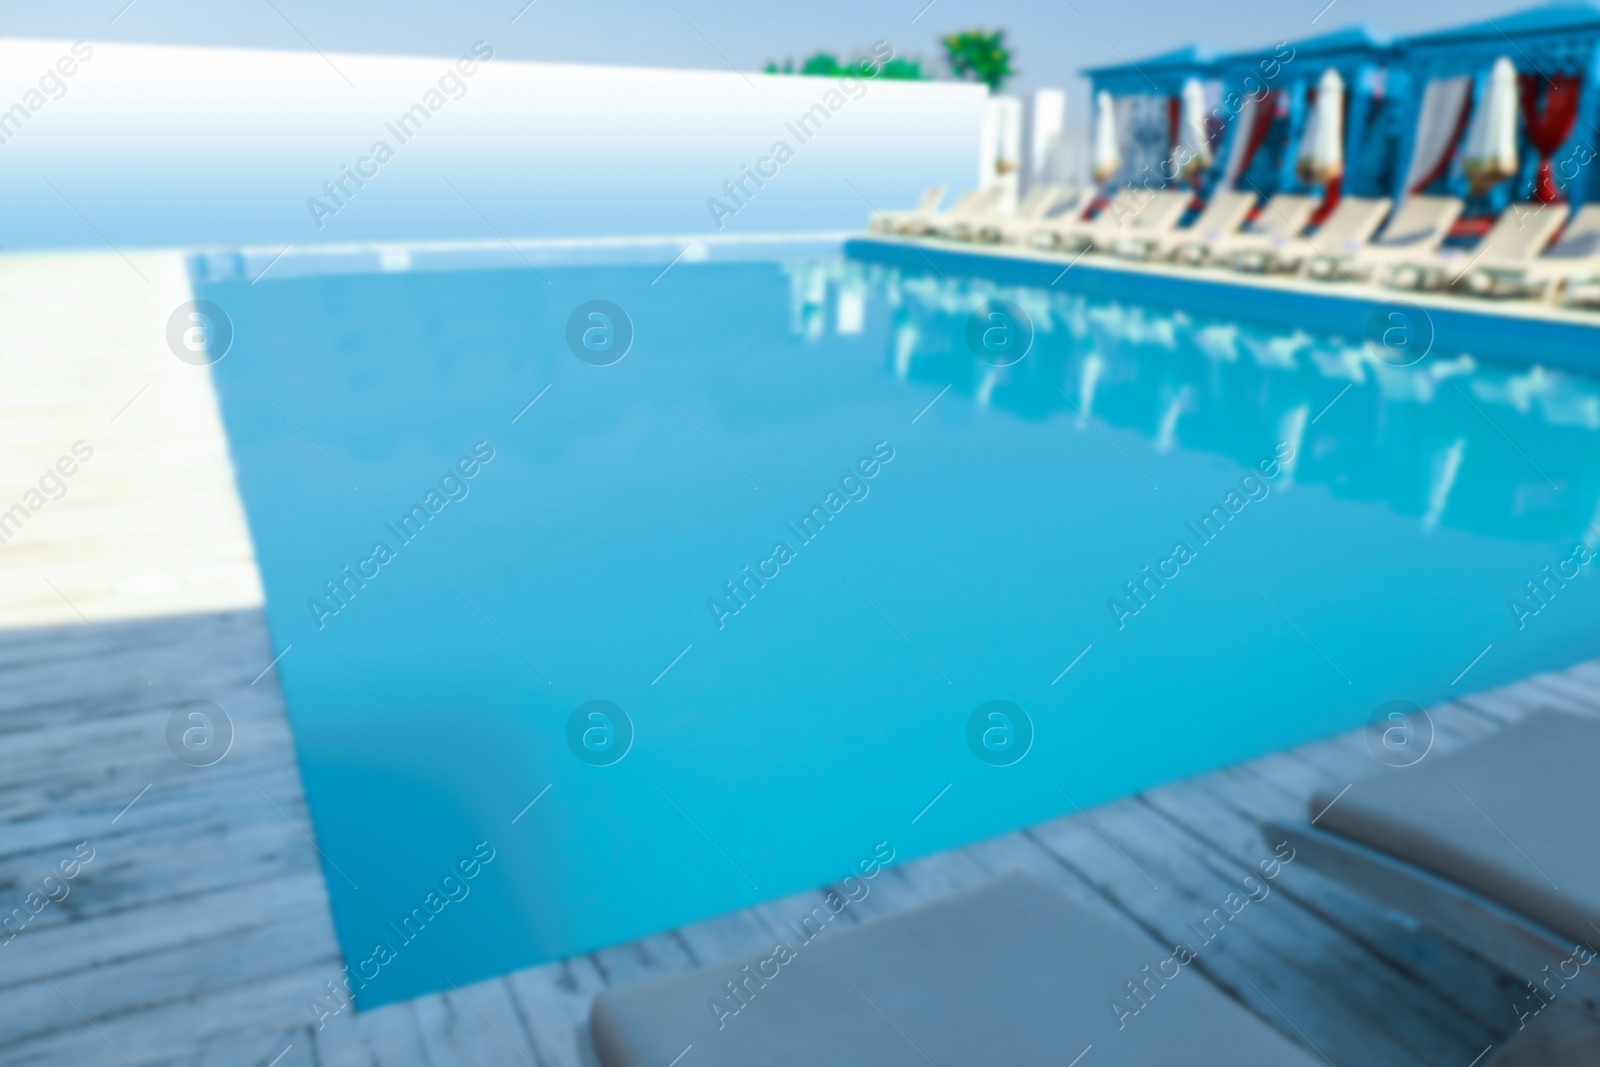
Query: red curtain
1232,90,1279,187
1519,74,1582,203
1310,177,1343,226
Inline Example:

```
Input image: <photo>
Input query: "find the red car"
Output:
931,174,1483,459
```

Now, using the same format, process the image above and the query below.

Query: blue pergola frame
1084,44,1219,100
1083,45,1219,187
1395,2,1600,210
1206,25,1400,201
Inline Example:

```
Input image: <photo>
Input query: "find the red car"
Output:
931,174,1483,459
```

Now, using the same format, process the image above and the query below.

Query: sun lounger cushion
590,871,1322,1066
1311,709,1600,946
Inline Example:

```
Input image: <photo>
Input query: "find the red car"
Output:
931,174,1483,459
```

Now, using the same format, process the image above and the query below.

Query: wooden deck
2,603,1595,1066
2,249,1596,1066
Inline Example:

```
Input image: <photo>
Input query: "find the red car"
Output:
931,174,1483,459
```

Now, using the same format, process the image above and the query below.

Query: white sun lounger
972,184,1083,243
590,871,1324,1066
1305,195,1465,281
1068,188,1192,252
1179,193,1317,266
1466,203,1600,301
1030,187,1188,252
1267,709,1600,1064
867,187,946,235
1129,189,1257,262
1231,196,1393,274
994,186,1090,245
1028,187,1143,250
945,185,1058,242
1387,201,1567,291
923,186,1007,239
883,187,1000,238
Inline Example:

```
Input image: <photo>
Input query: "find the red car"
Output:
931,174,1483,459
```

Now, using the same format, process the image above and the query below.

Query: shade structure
1207,24,1398,199
1296,67,1346,185
1396,2,1600,207
1092,89,1121,182
1083,44,1218,187
1462,56,1520,194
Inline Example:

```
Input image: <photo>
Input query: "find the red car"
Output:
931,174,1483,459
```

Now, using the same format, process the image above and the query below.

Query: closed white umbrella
1176,77,1211,179
1463,56,1519,195
1092,89,1121,183
1296,68,1345,186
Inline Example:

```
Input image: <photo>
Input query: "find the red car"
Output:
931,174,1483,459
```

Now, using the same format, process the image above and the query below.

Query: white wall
0,38,987,251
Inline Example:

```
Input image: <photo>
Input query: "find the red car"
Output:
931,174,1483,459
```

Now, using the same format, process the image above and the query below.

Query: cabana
1206,26,1402,214
1396,2,1600,218
1083,45,1219,189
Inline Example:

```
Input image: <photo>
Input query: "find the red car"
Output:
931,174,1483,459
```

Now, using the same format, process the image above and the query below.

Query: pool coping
189,230,854,283
846,234,1600,373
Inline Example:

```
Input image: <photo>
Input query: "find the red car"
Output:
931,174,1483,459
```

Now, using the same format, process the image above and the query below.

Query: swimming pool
199,240,1600,1008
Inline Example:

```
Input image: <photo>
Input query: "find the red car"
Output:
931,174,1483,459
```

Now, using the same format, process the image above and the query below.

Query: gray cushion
590,871,1321,1066
1312,709,1600,945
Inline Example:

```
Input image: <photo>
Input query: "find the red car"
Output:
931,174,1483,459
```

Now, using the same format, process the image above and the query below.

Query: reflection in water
784,260,1600,546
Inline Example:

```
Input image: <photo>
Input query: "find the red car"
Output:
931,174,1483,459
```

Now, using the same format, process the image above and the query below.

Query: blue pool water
200,241,1600,1008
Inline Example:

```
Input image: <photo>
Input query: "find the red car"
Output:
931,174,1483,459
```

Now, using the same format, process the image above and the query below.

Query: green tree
764,51,928,79
800,52,844,76
877,57,925,80
941,30,1014,93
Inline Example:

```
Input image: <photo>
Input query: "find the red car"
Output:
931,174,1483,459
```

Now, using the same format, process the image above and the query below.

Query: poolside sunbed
1027,187,1141,250
590,871,1323,1066
867,187,946,235
1304,195,1464,281
1124,189,1256,262
922,186,1007,239
1176,193,1317,266
1229,196,1393,274
974,184,1083,244
1386,201,1567,291
883,187,1000,238
993,185,1089,245
1024,185,1177,251
1061,188,1191,253
945,185,1053,242
1465,203,1600,301
1267,709,1600,1064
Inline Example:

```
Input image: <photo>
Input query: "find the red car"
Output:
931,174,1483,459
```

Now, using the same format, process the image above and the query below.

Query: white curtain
1175,78,1212,179
1462,57,1519,194
1402,74,1473,193
1092,89,1120,182
1222,90,1261,189
1114,94,1172,184
1030,88,1067,185
1296,68,1345,185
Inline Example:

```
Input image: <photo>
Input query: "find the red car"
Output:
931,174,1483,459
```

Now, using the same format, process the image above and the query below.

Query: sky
0,0,1539,127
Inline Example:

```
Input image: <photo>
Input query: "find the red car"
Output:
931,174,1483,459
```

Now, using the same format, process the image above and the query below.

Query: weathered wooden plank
165,1026,314,1067
0,797,327,936
589,931,698,990
0,965,328,1067
1526,673,1600,714
503,957,608,1067
310,997,432,1067
1026,793,1494,1064
0,578,1589,1067
0,905,337,1047
413,979,544,1067
0,872,330,990
1145,775,1519,1028
0,252,261,633
0,758,311,862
